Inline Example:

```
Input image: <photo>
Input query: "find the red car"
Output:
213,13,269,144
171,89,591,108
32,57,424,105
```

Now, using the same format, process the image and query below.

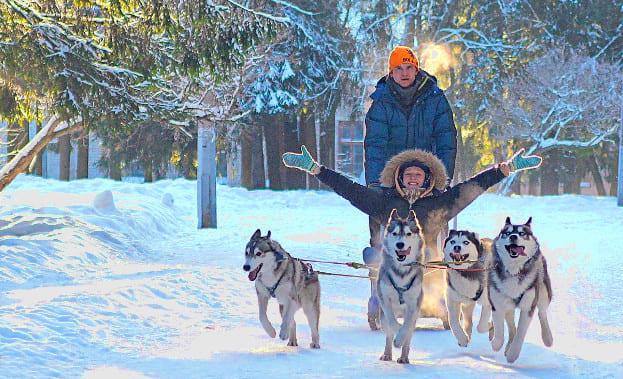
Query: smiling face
401,166,426,190
494,217,539,263
390,63,418,88
383,209,423,264
443,230,480,266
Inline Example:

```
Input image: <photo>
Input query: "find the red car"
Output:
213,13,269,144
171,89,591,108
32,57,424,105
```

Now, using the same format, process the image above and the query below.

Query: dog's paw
505,342,521,363
279,327,289,341
379,354,392,361
310,342,320,349
456,333,470,348
287,340,298,347
396,356,410,364
491,336,504,352
542,328,553,347
263,325,276,338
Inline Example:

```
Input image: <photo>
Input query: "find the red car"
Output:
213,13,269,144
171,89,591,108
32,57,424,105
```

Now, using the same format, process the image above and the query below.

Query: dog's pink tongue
511,246,526,256
397,247,411,256
248,266,260,281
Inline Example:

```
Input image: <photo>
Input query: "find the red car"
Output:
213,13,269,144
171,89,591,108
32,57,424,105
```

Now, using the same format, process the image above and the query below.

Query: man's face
390,63,418,88
402,166,426,190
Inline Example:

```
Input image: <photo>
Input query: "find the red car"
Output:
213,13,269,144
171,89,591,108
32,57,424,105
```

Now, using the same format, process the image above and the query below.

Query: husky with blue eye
243,229,321,349
489,217,553,363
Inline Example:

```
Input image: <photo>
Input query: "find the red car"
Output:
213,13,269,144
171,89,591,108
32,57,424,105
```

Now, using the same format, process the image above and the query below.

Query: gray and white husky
443,230,492,347
376,209,425,364
243,229,321,349
489,217,553,363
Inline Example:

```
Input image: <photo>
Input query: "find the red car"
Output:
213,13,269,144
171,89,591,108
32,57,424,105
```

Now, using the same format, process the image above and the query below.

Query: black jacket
317,162,505,253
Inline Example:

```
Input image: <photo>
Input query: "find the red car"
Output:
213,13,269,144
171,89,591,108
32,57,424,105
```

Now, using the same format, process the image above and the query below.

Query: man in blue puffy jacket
363,45,457,329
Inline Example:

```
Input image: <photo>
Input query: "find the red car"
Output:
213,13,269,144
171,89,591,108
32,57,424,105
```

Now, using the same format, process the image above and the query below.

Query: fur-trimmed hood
379,149,448,198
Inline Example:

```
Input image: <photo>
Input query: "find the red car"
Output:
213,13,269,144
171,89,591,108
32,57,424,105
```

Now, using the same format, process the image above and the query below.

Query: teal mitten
282,145,319,174
508,148,543,172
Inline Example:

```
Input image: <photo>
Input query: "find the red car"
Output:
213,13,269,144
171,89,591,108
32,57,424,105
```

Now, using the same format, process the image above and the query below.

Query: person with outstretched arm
282,145,542,328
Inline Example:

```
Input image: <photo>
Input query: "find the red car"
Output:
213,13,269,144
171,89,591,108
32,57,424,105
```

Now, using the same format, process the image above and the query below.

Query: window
336,120,364,178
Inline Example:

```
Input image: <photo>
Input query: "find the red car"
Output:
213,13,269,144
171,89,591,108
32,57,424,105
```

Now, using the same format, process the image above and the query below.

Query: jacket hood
380,149,448,197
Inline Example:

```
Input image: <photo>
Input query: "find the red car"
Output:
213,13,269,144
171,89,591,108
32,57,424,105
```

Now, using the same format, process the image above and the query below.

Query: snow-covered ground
1,174,622,378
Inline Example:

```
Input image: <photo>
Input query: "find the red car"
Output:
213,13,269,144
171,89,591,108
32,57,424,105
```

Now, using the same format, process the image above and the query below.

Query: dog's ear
448,229,458,237
389,208,399,220
505,216,512,225
408,209,417,221
252,229,261,240
266,230,271,239
472,232,480,241
525,217,532,227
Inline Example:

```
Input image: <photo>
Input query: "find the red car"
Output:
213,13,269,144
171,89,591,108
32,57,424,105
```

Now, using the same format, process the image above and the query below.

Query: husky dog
243,229,321,348
443,230,492,347
489,217,553,363
376,209,425,364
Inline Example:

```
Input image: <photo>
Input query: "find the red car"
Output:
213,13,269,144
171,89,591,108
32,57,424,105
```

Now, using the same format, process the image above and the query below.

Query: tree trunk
76,135,89,179
540,153,560,195
143,160,153,183
528,170,539,195
0,116,82,192
262,114,286,190
241,128,253,189
284,113,305,189
300,109,318,189
510,172,522,194
34,121,43,176
58,134,71,181
612,142,620,196
401,0,416,46
584,154,605,196
109,148,122,181
562,153,580,194
240,124,265,189
251,124,266,189
226,129,242,187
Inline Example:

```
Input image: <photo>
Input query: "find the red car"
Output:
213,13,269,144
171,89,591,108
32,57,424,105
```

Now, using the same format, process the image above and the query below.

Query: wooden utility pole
618,103,623,206
197,119,217,228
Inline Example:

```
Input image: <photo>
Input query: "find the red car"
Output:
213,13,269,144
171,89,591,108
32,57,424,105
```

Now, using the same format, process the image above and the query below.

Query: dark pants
369,216,382,249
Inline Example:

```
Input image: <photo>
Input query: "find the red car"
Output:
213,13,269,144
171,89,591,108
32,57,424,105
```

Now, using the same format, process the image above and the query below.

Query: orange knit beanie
388,46,419,73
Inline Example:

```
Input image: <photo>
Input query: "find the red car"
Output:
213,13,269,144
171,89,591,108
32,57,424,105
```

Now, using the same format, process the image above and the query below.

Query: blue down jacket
364,70,457,185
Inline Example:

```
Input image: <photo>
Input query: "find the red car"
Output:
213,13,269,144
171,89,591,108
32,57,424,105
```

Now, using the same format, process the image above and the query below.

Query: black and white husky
442,230,492,347
376,209,424,364
243,229,321,349
489,217,553,363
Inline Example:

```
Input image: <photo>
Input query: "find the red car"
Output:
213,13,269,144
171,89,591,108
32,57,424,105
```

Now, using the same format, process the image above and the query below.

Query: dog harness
387,272,419,304
260,259,289,298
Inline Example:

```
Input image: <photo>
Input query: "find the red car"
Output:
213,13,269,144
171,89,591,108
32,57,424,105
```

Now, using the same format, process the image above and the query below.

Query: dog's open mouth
395,247,411,262
505,244,526,258
248,263,263,281
450,252,470,263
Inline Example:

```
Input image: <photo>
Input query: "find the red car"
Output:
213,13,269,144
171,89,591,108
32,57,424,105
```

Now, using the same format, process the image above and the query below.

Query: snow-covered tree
486,48,623,193
0,0,280,190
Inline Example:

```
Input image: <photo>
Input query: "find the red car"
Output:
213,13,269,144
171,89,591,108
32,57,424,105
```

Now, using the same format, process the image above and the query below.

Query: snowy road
1,176,622,378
